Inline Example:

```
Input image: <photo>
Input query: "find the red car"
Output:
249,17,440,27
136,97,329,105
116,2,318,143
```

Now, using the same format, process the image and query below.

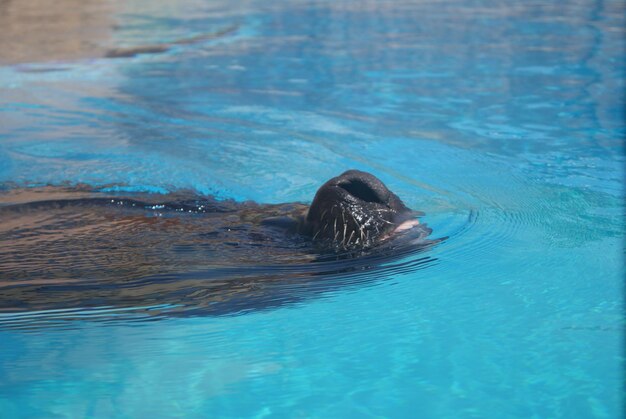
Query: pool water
0,0,624,417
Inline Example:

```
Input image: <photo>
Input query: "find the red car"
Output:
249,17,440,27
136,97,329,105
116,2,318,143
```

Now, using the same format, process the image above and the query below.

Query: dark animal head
303,170,418,249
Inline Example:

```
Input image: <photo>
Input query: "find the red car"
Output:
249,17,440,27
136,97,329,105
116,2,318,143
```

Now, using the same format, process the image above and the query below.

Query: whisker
347,230,355,246
349,212,364,242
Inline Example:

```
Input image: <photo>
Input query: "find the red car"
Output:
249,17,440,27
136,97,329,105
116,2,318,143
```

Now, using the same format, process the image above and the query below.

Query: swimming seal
0,170,434,317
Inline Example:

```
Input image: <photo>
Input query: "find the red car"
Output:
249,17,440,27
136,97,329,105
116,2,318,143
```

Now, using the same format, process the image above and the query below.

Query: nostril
337,180,384,204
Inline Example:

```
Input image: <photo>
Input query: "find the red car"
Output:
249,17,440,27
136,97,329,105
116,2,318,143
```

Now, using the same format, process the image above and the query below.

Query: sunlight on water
0,0,624,417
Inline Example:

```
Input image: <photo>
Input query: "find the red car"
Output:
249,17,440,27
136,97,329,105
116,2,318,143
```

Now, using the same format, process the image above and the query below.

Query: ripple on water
3,139,613,332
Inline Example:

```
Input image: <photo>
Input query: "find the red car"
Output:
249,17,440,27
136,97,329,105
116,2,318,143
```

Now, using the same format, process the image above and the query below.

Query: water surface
0,0,624,417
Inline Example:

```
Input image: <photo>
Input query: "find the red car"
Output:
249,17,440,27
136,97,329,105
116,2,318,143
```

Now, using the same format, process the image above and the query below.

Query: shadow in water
0,186,441,328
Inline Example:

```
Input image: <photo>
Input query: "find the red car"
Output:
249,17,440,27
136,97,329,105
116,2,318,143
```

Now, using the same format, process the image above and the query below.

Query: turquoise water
0,0,624,417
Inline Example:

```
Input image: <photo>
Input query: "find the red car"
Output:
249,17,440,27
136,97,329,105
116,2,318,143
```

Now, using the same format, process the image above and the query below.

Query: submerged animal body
0,171,436,318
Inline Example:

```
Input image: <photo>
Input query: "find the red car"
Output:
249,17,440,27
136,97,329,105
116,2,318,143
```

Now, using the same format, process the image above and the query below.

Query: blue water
0,0,624,417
